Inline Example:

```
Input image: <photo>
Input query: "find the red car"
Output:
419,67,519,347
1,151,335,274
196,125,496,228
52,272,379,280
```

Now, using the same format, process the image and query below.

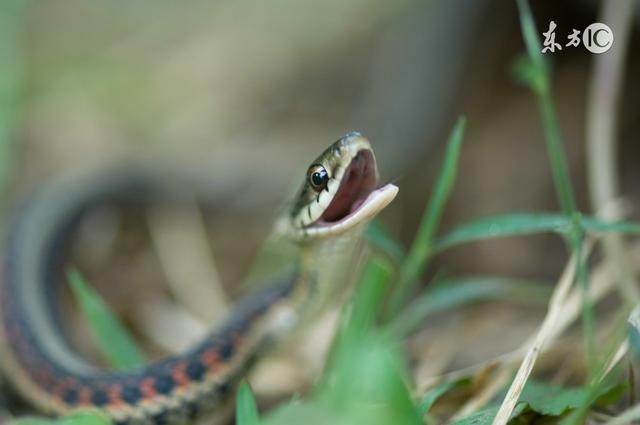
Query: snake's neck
296,225,368,318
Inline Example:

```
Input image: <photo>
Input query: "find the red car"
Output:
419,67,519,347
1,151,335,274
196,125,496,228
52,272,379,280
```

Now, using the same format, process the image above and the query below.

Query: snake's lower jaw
306,183,398,238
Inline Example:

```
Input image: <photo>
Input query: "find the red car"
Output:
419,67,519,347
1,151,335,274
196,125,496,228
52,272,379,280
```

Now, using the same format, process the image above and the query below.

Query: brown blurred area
5,0,640,398
14,0,640,275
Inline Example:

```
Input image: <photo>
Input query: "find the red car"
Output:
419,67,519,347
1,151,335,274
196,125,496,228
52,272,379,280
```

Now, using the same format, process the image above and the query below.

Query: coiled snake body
0,133,398,424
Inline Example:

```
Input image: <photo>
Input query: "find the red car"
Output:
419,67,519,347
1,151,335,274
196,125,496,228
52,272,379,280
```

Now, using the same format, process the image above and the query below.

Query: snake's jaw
318,183,398,234
287,133,398,241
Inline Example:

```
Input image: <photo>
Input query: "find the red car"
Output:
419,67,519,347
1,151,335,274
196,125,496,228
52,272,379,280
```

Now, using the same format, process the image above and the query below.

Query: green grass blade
387,116,466,317
512,55,545,94
8,419,52,425
514,0,547,83
519,381,600,416
324,256,393,380
311,258,420,425
67,268,145,370
515,0,576,216
570,232,596,371
580,217,640,234
538,94,577,216
347,256,393,332
418,379,467,417
322,334,422,425
559,381,626,425
267,256,420,425
435,214,640,253
9,411,111,425
365,220,405,263
57,411,112,425
386,276,549,337
236,381,260,425
435,213,571,251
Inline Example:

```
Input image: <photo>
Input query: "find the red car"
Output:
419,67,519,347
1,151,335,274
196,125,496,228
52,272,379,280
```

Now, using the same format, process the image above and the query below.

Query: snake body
0,133,398,424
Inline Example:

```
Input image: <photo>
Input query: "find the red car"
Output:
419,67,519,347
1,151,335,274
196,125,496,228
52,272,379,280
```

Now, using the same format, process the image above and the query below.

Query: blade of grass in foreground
345,256,393,333
267,332,422,425
267,257,420,425
386,116,466,318
10,410,111,425
324,256,393,381
67,268,145,370
236,381,261,425
8,419,51,425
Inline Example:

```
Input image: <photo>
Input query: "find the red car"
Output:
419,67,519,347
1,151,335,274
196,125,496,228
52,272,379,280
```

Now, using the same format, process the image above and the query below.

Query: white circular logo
582,23,614,54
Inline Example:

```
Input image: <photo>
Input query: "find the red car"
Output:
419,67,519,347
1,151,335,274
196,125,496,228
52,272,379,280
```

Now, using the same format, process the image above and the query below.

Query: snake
0,132,398,424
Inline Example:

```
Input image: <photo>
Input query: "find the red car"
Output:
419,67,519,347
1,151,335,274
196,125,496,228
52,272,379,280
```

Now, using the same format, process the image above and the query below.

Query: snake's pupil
310,168,328,189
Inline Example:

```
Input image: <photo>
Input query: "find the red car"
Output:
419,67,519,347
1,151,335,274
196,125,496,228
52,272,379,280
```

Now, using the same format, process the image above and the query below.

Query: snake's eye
307,165,329,192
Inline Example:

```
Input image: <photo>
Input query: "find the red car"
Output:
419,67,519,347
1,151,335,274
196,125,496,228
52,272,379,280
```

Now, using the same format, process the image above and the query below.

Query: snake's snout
342,131,363,139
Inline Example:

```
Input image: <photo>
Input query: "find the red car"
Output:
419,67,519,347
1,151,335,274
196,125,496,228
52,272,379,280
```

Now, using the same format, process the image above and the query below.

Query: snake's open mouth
310,149,398,233
321,150,377,222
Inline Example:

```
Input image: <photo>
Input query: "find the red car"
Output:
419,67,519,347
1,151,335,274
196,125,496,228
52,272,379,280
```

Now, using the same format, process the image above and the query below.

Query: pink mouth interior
320,150,377,223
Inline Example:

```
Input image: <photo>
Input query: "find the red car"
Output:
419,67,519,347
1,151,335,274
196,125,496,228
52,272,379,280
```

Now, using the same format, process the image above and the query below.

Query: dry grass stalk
450,367,512,421
601,340,629,381
586,0,639,303
491,250,579,425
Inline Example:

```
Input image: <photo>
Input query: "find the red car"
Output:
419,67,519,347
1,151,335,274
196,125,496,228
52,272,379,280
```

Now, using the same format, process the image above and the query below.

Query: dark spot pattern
154,375,175,395
62,387,78,405
91,389,109,407
219,341,234,361
186,361,205,381
121,385,142,404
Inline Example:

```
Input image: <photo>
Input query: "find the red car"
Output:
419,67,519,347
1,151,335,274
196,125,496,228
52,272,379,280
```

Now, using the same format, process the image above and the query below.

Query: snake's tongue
321,150,377,222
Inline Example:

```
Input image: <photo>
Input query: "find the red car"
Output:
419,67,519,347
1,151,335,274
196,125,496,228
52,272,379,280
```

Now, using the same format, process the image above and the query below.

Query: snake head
283,132,398,241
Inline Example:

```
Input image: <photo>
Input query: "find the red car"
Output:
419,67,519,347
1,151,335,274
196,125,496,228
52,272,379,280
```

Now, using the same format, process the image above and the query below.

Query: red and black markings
1,190,295,425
